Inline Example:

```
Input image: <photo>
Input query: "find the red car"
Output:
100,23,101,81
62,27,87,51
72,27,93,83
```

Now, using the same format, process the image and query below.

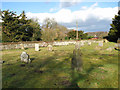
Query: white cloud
49,8,59,12
49,8,54,12
59,0,83,8
26,3,118,32
90,2,98,8
81,6,87,9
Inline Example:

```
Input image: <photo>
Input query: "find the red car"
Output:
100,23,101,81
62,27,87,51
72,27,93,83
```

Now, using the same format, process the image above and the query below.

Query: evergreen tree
108,10,120,42
29,18,41,41
2,10,41,42
2,10,19,42
17,11,33,41
67,30,88,40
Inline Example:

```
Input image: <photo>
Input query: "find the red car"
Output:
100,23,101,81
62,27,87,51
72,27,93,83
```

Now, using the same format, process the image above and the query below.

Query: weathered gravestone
80,41,84,46
20,43,24,50
47,45,53,51
115,44,118,47
71,48,83,72
117,38,120,49
75,42,80,49
117,38,120,43
0,60,5,64
35,43,39,51
98,41,103,47
42,42,48,47
88,42,91,46
21,52,31,63
104,39,108,43
106,47,114,51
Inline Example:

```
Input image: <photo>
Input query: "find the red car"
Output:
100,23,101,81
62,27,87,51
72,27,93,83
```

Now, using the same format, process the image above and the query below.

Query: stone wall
0,40,104,50
0,41,77,50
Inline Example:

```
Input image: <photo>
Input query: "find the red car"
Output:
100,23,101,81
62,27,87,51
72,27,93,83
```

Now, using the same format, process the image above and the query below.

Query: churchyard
2,40,118,88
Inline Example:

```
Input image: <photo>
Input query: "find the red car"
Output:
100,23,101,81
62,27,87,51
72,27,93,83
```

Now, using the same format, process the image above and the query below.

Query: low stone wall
0,40,105,50
0,43,35,50
0,41,77,50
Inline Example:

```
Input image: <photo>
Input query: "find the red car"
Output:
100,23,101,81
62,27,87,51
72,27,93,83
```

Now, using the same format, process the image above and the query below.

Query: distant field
2,42,118,88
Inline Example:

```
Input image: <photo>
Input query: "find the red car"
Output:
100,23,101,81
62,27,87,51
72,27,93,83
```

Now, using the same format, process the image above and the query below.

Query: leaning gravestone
47,45,53,51
21,52,31,63
20,43,24,50
35,43,39,51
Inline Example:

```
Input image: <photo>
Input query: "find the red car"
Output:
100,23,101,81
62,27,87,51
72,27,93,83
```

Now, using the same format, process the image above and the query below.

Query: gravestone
0,45,2,51
42,42,47,47
81,41,84,46
88,42,91,46
72,49,83,72
47,45,53,51
115,44,118,49
0,60,5,64
106,47,114,51
117,38,120,43
35,43,39,51
98,42,103,47
117,38,120,49
21,52,31,63
104,39,108,43
75,42,80,49
20,43,24,50
115,44,118,47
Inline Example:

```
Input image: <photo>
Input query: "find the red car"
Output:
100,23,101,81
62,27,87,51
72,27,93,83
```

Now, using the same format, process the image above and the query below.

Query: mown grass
2,42,118,88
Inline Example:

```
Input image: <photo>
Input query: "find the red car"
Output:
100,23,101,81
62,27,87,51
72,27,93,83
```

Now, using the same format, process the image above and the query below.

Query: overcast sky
1,0,119,32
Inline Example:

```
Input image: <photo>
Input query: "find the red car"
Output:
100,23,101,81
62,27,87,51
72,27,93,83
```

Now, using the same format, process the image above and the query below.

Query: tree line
1,10,89,42
1,10,119,42
2,10,41,42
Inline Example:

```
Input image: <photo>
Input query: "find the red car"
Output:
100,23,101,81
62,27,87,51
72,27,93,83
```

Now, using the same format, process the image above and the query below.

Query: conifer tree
108,10,120,42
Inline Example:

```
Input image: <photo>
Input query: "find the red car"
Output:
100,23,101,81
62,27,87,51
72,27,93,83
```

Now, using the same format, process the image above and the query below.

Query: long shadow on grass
6,52,71,88
26,51,81,88
3,50,107,88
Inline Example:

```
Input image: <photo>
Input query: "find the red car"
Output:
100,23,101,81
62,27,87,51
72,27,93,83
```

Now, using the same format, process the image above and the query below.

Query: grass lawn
2,42,118,88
